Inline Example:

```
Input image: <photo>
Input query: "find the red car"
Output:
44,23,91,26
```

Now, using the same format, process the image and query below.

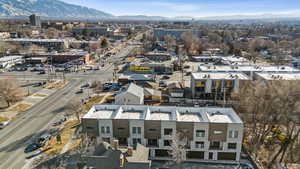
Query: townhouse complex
82,104,243,162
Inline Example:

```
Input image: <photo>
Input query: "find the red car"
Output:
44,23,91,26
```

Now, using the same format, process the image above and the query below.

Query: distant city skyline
62,0,300,17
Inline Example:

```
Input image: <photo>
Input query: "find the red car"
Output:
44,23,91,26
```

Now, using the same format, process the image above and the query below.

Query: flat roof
192,72,250,80
84,110,115,119
83,105,243,124
256,72,300,80
117,111,144,120
199,65,300,72
205,112,232,123
3,38,65,42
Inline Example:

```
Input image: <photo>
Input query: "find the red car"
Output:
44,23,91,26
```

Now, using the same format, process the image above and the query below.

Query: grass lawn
44,120,80,155
33,93,48,97
83,95,104,111
44,80,69,89
0,116,9,123
8,104,32,112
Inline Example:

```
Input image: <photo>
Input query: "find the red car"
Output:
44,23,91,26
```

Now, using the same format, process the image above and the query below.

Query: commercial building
191,72,250,100
29,50,89,63
3,38,69,51
29,14,41,27
82,104,243,162
0,55,24,68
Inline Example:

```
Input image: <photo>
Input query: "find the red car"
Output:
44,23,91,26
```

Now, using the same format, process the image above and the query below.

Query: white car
0,121,10,129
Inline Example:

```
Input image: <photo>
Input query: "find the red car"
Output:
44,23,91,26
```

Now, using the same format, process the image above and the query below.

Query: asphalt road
0,45,135,169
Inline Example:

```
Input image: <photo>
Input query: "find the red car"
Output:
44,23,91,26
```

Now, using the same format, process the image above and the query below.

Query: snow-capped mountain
0,0,113,18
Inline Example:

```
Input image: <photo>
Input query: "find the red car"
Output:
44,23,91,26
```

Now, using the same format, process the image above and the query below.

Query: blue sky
61,0,300,17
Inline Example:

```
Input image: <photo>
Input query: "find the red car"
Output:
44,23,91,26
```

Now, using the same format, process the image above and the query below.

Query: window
209,141,222,150
106,126,110,134
149,128,156,132
229,130,238,138
195,141,205,149
86,126,94,130
133,127,141,134
164,140,172,146
209,152,213,159
214,130,223,134
102,137,110,143
228,143,237,149
118,127,125,130
101,126,110,134
148,139,158,147
133,138,141,146
164,128,173,136
196,130,205,137
101,126,105,134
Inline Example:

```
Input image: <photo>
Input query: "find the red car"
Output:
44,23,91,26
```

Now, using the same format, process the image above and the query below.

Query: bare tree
65,97,83,122
169,132,187,169
181,32,203,56
164,35,176,52
0,77,23,108
91,81,103,94
234,80,300,168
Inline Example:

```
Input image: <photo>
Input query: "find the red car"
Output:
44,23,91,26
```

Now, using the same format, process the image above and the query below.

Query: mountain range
0,0,299,21
0,0,112,19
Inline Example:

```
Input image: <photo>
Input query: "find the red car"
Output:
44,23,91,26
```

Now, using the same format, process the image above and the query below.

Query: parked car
52,118,67,126
37,133,52,145
75,89,83,94
81,83,90,89
161,75,170,80
0,121,10,129
24,143,42,153
159,81,167,87
37,71,45,75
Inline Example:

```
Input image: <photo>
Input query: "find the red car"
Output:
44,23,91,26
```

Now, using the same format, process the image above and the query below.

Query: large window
132,127,141,134
229,130,238,139
196,130,205,137
164,128,173,136
147,139,158,147
195,141,205,149
164,140,172,146
101,126,105,134
102,137,110,143
228,143,237,149
101,126,110,134
106,126,110,134
209,141,222,150
133,138,141,146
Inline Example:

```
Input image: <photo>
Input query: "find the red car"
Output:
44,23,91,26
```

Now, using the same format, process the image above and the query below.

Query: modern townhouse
190,72,250,100
82,104,243,162
198,65,300,79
